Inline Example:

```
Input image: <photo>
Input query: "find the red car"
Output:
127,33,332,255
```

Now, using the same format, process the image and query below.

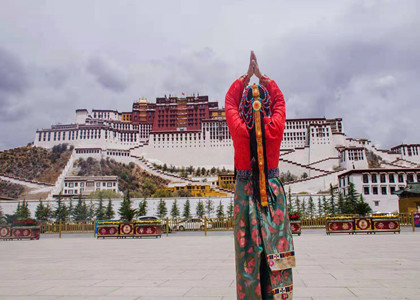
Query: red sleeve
261,77,286,141
225,77,250,141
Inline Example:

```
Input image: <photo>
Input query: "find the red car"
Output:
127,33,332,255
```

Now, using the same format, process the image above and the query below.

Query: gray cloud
0,0,418,150
87,56,128,93
0,48,29,94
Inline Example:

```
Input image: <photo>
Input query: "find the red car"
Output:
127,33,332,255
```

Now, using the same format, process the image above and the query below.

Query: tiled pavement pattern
0,229,419,300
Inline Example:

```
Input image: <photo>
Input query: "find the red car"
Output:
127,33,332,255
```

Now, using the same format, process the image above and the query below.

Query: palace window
407,174,414,183
398,174,404,183
372,187,378,195
362,174,369,183
380,174,386,183
363,187,370,195
374,201,380,207
390,186,396,194
371,174,377,183
389,174,395,183
381,186,387,195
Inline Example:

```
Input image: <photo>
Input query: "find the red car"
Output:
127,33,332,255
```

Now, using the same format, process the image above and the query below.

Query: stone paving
0,229,419,300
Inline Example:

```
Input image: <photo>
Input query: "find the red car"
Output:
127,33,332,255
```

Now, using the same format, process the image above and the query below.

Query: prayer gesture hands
247,51,263,79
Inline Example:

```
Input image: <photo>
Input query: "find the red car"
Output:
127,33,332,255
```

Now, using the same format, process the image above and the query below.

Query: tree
354,194,372,216
35,200,50,222
54,193,68,222
0,205,5,224
176,190,192,197
196,200,205,218
73,193,87,222
301,198,306,217
138,199,148,217
170,200,180,219
337,192,345,214
329,184,336,215
308,196,315,218
343,182,358,214
118,192,136,221
205,199,214,217
317,197,323,216
105,199,115,220
226,199,234,218
87,200,95,220
17,199,31,220
157,199,168,218
322,195,329,216
96,195,106,220
68,199,74,222
287,187,293,210
201,167,206,176
216,200,225,220
153,189,173,198
295,195,301,213
183,199,191,219
142,178,157,197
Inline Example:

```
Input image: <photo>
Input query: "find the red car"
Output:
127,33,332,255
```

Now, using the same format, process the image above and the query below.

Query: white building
338,168,420,213
63,176,120,196
32,102,420,212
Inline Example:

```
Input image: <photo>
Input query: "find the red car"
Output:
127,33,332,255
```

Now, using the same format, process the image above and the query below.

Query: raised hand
247,51,254,78
251,51,263,79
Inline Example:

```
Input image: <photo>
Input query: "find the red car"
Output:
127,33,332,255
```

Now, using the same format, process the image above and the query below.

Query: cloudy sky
0,0,419,150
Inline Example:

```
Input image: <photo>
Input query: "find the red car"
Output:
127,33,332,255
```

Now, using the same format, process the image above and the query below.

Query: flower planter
326,219,354,235
326,216,400,235
372,218,400,233
290,221,301,236
119,223,134,237
97,224,119,238
354,217,373,234
134,223,162,238
0,226,40,241
96,221,162,239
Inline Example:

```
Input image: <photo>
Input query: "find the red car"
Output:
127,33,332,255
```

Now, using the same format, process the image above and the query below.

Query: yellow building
218,173,235,191
168,183,227,197
211,109,226,118
395,183,420,214
121,112,132,122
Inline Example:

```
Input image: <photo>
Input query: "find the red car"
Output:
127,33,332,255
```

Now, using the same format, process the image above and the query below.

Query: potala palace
33,95,420,213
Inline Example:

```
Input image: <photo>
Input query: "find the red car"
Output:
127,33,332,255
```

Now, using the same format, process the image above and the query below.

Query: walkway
0,229,419,299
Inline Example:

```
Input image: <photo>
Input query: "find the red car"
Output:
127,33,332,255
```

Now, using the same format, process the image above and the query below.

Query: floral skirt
234,177,295,300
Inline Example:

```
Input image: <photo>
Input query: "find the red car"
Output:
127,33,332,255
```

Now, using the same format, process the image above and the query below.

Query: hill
73,157,168,197
0,180,25,199
0,144,73,184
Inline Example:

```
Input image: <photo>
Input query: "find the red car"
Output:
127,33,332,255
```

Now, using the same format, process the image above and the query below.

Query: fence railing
37,214,415,234
40,222,95,234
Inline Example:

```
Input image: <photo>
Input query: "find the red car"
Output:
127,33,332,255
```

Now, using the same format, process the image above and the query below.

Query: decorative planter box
97,224,119,238
326,219,354,235
119,223,134,237
0,226,11,239
354,217,373,234
134,223,162,238
372,218,400,233
326,216,400,235
0,226,40,240
95,221,162,239
290,221,301,236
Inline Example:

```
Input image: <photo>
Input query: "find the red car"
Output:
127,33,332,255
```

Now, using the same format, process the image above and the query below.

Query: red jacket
225,75,286,170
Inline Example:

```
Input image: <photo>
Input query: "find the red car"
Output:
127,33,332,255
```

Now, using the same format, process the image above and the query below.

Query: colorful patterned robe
234,176,295,299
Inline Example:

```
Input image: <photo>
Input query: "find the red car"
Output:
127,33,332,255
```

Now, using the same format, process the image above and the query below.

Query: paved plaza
1,229,420,300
